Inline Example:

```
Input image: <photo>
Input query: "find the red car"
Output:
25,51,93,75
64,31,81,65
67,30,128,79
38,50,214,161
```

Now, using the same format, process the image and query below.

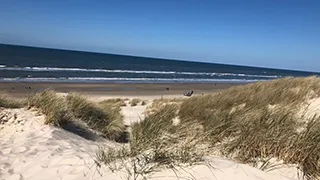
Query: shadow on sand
62,121,130,143
62,121,100,141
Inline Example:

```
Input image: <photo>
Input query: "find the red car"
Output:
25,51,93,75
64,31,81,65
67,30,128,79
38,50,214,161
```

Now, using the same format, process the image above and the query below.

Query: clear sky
0,0,319,72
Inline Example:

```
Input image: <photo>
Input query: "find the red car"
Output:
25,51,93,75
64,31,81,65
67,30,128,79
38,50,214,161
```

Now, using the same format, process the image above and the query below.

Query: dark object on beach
183,90,193,97
11,87,15,90
166,87,170,91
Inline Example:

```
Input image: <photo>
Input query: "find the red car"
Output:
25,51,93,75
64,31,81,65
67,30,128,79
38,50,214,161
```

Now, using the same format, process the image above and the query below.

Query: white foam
0,77,263,83
0,66,279,78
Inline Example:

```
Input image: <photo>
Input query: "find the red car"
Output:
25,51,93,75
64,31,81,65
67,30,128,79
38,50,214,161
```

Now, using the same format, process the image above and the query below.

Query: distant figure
183,90,193,97
166,87,170,91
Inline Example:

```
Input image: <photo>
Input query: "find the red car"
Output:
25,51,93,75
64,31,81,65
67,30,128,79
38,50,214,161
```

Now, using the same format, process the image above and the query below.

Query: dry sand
0,82,307,180
0,103,302,180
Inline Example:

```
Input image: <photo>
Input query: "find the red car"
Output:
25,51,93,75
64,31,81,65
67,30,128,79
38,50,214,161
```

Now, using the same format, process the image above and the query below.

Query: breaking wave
0,66,279,79
0,77,262,83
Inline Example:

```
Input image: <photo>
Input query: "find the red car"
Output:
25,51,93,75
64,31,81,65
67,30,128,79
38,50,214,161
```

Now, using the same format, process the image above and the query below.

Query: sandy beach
0,108,300,180
0,82,241,100
2,78,319,180
1,0,319,179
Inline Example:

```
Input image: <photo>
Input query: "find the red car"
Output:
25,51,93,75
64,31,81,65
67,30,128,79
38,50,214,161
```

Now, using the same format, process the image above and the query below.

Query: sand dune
0,106,302,180
0,108,107,180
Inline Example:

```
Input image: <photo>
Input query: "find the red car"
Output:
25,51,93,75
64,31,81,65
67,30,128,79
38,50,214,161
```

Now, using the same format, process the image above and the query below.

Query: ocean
0,44,319,83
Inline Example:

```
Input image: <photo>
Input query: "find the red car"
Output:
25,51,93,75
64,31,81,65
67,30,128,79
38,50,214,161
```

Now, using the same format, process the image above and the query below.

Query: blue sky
0,0,319,72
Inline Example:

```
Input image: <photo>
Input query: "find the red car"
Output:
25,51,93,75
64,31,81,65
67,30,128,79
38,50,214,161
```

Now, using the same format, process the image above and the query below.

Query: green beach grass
2,77,320,178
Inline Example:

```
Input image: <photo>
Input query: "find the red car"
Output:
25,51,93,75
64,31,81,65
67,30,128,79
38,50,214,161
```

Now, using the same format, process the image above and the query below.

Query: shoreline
0,82,243,100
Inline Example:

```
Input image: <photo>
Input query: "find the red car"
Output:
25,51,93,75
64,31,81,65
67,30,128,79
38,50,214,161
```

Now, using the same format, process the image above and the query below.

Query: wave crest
0,77,260,83
0,66,279,79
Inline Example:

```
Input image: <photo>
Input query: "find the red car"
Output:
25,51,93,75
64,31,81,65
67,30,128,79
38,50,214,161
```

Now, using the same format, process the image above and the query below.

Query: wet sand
0,82,244,99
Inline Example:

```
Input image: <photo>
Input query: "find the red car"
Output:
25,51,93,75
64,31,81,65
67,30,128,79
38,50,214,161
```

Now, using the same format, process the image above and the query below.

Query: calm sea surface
0,44,319,83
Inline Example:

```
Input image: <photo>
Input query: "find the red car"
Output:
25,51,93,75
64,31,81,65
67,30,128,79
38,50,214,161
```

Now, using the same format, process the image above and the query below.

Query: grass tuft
141,100,147,106
99,98,126,108
27,90,71,126
67,93,125,140
0,92,25,108
288,117,320,179
96,104,206,179
130,99,141,107
131,104,180,154
146,98,185,116
178,76,320,178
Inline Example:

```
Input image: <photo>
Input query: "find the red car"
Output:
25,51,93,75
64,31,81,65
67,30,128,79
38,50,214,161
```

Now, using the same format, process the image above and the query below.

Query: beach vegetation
96,104,205,179
146,98,185,115
130,99,141,106
26,90,125,141
99,98,126,107
178,76,320,179
0,92,25,108
140,100,147,106
66,93,125,140
27,90,71,126
97,76,320,179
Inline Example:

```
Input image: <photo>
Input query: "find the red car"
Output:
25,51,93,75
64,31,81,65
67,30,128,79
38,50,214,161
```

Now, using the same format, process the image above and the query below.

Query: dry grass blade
146,98,185,115
131,104,179,153
141,100,147,106
27,90,71,126
288,117,320,179
67,93,125,141
130,99,141,107
224,108,299,162
96,104,206,179
99,98,126,108
178,77,320,178
0,92,26,108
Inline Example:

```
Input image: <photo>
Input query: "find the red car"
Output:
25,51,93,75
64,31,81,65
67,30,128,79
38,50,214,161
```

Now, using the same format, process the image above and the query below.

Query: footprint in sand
6,174,23,180
1,148,12,155
8,168,14,174
11,146,27,154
